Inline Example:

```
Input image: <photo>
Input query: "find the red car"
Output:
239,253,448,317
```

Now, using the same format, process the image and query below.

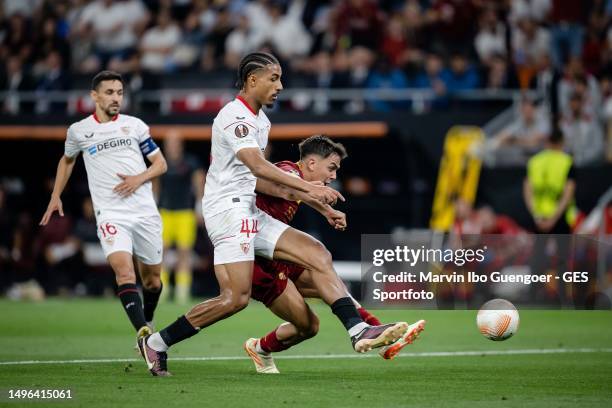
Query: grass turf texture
0,299,611,407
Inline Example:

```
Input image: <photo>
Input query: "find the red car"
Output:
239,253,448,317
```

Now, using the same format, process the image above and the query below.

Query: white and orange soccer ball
476,299,520,341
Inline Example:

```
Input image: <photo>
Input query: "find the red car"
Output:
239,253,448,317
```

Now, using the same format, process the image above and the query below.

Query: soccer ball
476,298,519,341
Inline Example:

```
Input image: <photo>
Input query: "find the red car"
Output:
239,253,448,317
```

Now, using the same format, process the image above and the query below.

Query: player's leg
266,281,320,348
174,210,197,304
98,219,149,335
294,268,425,358
137,260,162,326
245,280,318,374
269,225,407,352
139,261,253,376
131,215,165,329
108,251,148,333
295,269,382,325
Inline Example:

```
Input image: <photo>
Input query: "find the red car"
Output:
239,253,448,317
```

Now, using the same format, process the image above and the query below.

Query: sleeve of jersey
276,162,302,178
64,126,80,158
223,120,260,154
136,119,160,158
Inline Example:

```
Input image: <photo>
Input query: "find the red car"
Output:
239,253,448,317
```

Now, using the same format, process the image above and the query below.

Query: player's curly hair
236,52,280,89
299,135,348,160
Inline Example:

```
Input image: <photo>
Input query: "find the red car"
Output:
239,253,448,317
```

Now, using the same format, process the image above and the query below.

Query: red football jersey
256,161,303,224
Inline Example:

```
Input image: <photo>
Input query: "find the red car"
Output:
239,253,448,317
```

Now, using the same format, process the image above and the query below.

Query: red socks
358,307,382,326
259,328,291,353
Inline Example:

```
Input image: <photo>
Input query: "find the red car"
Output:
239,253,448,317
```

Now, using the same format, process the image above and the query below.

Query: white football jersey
202,97,271,217
64,113,160,222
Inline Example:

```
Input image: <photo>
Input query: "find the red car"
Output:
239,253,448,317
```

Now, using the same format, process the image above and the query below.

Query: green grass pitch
1,299,611,407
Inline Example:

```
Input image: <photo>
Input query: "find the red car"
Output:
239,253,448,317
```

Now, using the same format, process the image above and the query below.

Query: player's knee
219,289,250,314
302,315,320,339
114,266,136,285
309,242,333,272
142,274,161,291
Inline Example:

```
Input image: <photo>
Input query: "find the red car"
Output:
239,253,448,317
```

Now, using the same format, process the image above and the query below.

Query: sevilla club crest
240,242,250,254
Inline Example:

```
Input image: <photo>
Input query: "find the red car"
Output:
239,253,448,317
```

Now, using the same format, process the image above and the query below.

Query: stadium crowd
0,1,611,101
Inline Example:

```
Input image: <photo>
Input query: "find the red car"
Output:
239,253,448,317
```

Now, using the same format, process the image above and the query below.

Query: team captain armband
139,137,159,156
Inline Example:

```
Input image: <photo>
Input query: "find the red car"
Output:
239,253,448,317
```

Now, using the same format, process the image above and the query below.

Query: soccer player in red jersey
244,135,426,373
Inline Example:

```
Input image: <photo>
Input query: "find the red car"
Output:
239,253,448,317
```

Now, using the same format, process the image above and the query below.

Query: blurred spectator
35,207,80,295
331,0,384,51
140,9,181,72
31,17,71,69
508,0,551,25
402,0,426,55
492,96,551,163
225,13,258,69
262,1,312,61
511,17,551,88
243,0,273,48
75,0,149,71
441,53,480,93
557,60,602,119
173,8,206,70
201,6,233,71
0,55,35,114
549,0,587,69
601,74,612,161
474,7,507,67
381,14,409,68
365,56,409,112
415,52,448,109
484,54,520,90
426,0,478,55
582,25,604,75
35,51,71,113
560,92,605,167
0,13,33,62
2,0,41,18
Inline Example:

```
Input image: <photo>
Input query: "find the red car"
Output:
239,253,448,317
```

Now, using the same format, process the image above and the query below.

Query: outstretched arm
238,147,344,205
256,178,346,230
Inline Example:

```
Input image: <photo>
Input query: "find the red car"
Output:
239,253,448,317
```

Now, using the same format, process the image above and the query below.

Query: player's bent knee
309,243,333,272
218,289,250,314
305,314,320,338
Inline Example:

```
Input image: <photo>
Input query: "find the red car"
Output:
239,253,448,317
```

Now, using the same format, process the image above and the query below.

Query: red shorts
251,256,305,306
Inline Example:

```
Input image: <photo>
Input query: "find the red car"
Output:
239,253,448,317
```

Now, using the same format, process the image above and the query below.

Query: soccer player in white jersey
40,71,168,343
138,52,407,376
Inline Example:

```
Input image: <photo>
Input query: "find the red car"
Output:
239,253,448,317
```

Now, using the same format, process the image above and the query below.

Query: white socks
147,332,169,352
348,322,369,337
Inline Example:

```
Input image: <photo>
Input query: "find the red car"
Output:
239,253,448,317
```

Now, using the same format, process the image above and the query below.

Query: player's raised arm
40,154,77,226
237,147,344,205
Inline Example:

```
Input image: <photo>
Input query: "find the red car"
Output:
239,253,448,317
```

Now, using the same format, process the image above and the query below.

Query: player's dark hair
299,135,348,160
91,70,123,90
236,52,280,89
549,127,564,145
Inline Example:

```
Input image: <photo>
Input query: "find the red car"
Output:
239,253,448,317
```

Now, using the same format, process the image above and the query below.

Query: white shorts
96,215,163,265
204,206,290,265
